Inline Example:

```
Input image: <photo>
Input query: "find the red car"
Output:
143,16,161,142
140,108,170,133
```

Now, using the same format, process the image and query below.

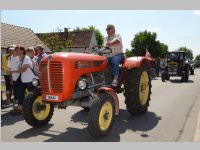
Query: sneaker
111,79,118,87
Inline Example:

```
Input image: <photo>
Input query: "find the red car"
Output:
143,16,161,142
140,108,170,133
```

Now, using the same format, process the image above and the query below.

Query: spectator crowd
1,45,47,115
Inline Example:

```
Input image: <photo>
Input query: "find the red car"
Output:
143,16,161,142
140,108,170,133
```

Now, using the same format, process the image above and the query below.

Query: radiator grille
39,62,63,93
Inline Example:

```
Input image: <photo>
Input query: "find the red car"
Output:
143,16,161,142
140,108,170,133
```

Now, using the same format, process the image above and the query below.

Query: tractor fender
123,56,152,69
97,87,119,116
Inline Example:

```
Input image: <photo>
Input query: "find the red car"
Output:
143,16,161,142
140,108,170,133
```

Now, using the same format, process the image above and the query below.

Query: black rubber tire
165,73,170,80
185,70,189,81
82,107,90,111
23,88,54,127
88,92,115,139
191,69,194,75
161,72,165,82
124,62,152,115
181,72,186,82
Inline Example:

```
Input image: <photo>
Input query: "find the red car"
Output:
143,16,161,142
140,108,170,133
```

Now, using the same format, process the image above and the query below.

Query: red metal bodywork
39,52,151,103
40,52,108,102
123,56,152,69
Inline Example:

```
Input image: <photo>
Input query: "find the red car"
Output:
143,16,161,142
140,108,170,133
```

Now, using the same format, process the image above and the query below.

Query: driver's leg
110,54,125,87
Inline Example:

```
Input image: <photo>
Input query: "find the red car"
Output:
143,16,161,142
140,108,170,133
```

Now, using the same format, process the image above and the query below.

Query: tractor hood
39,52,108,102
42,52,108,63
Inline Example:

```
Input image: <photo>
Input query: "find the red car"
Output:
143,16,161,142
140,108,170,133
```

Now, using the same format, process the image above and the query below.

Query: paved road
1,69,200,142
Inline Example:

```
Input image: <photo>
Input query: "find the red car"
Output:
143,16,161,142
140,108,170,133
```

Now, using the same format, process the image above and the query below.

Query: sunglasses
106,28,111,31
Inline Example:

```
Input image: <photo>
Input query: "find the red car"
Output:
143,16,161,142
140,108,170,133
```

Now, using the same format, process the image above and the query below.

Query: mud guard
123,56,152,69
97,87,119,116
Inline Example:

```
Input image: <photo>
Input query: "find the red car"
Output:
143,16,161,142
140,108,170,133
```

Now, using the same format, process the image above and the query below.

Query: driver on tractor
103,24,125,87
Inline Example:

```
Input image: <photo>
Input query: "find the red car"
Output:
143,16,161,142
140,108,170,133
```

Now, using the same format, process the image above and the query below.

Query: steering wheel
91,46,112,55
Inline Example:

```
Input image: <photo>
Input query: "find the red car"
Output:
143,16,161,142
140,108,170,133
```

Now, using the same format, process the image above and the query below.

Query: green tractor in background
161,51,190,82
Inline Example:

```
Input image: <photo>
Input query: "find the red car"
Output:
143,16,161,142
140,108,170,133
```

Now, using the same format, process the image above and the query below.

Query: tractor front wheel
88,92,115,139
23,88,54,127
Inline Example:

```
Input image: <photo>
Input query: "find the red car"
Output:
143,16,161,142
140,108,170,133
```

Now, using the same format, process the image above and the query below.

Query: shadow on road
1,110,24,127
14,124,54,139
170,79,194,83
42,109,162,142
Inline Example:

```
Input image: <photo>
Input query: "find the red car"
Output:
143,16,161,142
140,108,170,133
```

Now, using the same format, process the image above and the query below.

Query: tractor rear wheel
88,92,115,139
181,71,186,82
161,72,166,82
185,70,189,81
165,73,170,80
23,88,54,127
191,69,194,75
124,62,152,115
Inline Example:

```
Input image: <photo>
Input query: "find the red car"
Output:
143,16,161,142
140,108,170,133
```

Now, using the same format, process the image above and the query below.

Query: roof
1,23,51,52
36,30,94,47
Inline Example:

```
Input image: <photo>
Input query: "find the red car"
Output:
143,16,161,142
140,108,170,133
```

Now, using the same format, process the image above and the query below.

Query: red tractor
23,46,152,139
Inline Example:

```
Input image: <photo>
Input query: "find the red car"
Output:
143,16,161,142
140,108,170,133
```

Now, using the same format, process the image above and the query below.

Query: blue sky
1,10,200,57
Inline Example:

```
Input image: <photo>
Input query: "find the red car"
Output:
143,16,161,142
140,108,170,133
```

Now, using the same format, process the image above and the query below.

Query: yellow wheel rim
98,101,113,131
32,96,51,121
139,71,149,106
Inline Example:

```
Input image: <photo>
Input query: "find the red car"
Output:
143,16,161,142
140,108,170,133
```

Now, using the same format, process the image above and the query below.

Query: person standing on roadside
8,46,20,104
34,45,47,64
11,46,36,114
26,47,39,77
1,47,12,105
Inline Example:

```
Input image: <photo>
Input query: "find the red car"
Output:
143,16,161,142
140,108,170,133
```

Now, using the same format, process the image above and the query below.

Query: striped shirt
103,33,123,57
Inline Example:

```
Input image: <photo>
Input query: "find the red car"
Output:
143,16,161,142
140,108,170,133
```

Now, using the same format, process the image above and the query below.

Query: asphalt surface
1,68,200,142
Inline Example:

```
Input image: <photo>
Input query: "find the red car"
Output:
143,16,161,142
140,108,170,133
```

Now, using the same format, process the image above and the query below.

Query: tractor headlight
32,78,39,87
78,79,88,90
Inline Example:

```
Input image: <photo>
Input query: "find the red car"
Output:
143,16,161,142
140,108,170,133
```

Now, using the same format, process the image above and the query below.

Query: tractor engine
39,52,108,105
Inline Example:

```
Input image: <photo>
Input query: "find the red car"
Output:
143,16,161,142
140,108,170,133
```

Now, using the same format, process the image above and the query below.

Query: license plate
45,95,59,100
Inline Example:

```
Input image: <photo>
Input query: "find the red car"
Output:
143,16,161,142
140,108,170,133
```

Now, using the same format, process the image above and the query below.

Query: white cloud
194,10,200,16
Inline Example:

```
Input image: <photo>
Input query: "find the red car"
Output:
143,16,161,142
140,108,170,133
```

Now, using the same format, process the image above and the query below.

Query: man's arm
106,34,122,47
106,39,120,47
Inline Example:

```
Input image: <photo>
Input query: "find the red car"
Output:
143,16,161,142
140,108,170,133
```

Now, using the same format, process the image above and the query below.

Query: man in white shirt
103,24,125,87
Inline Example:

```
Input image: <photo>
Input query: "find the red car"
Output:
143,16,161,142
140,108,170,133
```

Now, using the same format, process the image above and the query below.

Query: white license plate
45,95,59,100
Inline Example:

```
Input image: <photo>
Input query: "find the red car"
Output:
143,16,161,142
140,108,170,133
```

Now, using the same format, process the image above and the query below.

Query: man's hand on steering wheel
91,45,112,55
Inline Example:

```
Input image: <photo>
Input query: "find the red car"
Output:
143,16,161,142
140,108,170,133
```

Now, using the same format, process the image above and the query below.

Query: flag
145,49,154,60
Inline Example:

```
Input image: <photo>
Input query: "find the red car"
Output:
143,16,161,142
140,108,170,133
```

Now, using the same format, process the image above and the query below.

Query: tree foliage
195,54,200,61
39,28,72,52
125,49,134,57
73,26,104,45
131,30,168,58
176,47,194,60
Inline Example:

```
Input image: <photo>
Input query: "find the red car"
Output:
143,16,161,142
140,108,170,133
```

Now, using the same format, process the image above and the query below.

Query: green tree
39,28,72,52
131,30,168,58
73,26,104,45
159,42,168,57
177,47,193,60
125,49,133,57
195,54,200,61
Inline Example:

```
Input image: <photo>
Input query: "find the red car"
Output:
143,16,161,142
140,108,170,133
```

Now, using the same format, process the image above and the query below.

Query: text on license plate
45,95,59,100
